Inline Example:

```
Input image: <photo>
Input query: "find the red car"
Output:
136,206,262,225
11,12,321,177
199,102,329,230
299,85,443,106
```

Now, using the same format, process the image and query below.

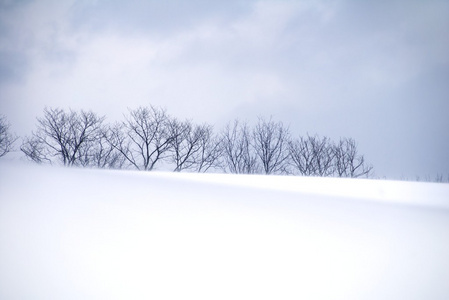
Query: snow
1,162,449,300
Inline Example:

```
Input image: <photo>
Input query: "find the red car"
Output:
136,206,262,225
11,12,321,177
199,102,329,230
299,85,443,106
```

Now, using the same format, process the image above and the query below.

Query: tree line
1,107,374,177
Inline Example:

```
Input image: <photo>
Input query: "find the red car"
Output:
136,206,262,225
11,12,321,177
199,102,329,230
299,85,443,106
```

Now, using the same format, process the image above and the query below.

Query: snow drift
1,162,448,299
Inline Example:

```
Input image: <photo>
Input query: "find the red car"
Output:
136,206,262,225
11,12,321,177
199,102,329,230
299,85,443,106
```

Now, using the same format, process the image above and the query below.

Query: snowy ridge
156,171,449,209
1,162,449,300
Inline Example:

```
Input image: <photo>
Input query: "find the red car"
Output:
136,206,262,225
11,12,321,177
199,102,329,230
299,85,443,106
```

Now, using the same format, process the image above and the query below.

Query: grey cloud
0,0,33,10
0,0,448,179
68,0,254,36
0,51,29,85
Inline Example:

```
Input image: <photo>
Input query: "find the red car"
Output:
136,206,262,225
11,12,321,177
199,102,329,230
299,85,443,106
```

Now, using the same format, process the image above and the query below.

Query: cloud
0,0,448,178
67,0,253,36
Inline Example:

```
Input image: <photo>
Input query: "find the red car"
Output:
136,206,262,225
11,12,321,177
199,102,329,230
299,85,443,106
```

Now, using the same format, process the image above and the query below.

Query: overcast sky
1,0,448,179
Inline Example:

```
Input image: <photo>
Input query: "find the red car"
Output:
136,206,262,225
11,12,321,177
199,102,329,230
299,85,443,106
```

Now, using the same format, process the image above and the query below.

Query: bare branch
333,138,373,178
21,108,105,166
116,106,173,171
252,117,291,175
0,115,18,158
289,135,334,176
219,120,260,174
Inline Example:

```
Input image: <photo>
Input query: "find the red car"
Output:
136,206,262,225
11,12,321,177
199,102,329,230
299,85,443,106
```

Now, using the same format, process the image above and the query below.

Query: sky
0,0,448,179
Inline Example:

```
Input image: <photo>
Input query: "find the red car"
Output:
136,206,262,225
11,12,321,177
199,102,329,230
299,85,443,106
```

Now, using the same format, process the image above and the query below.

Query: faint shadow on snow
1,162,448,300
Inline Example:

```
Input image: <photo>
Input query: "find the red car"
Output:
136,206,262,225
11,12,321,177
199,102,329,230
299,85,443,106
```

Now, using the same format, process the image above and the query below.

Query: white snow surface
1,162,448,300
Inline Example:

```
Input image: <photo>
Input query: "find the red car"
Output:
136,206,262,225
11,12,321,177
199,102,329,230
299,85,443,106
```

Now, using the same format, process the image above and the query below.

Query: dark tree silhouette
77,126,126,169
289,135,334,176
0,115,17,158
106,106,174,171
169,120,221,172
252,117,290,175
169,119,199,172
289,134,373,178
194,124,223,173
21,108,104,166
219,120,260,174
333,138,373,178
18,105,375,177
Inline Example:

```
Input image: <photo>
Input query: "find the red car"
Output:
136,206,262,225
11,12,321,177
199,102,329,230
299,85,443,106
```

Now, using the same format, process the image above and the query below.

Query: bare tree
333,139,350,177
107,106,174,171
21,108,104,166
289,136,316,176
333,138,373,178
18,106,375,177
77,126,127,169
104,123,134,168
219,120,260,174
289,135,373,178
194,124,223,173
252,117,290,175
310,135,334,176
169,120,221,172
0,115,18,158
289,135,334,176
169,119,199,172
21,135,51,164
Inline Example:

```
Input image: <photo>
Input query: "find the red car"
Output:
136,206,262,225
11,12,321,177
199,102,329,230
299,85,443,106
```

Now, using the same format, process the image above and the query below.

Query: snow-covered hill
1,162,448,300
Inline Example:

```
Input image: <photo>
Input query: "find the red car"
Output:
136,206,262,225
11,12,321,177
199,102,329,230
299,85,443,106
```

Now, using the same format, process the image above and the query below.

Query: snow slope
1,162,448,300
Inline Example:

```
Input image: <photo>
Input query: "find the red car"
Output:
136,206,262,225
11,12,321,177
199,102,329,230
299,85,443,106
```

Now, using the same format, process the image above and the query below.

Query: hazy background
1,0,448,179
